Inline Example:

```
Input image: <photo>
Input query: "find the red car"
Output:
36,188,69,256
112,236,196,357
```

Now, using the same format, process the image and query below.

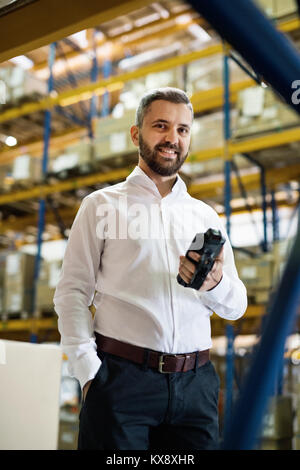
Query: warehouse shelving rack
0,0,299,450
0,2,299,341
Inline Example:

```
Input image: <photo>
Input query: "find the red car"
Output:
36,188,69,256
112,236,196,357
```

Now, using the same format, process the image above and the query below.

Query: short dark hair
135,87,194,128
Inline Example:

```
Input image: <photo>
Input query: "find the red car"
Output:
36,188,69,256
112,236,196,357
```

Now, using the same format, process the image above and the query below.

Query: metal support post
241,153,268,252
31,42,56,325
89,29,99,138
224,324,235,436
271,190,280,242
101,58,112,118
223,49,232,239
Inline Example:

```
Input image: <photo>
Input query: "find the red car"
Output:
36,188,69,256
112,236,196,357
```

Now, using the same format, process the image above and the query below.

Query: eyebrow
152,119,191,129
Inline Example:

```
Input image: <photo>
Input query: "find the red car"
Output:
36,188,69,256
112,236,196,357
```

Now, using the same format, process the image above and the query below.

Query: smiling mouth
157,147,179,158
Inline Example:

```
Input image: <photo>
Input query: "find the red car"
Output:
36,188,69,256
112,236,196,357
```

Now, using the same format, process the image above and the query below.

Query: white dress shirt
54,166,247,388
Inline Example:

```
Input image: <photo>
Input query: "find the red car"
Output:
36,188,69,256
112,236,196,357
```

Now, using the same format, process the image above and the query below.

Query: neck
138,158,177,197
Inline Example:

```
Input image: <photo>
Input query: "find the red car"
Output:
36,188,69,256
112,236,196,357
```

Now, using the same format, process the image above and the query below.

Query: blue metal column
224,324,235,436
271,190,280,242
31,42,56,340
223,48,232,239
222,46,235,434
241,153,268,252
187,0,300,114
89,30,99,138
101,58,112,118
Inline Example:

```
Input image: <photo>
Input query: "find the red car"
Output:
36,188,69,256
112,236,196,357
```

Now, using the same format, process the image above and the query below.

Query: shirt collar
126,166,187,199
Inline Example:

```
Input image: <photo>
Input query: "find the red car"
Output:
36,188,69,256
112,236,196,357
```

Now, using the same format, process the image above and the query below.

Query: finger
179,263,194,281
187,251,201,263
180,255,198,275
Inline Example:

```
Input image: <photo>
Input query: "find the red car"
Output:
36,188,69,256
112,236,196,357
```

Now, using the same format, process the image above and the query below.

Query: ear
130,125,139,147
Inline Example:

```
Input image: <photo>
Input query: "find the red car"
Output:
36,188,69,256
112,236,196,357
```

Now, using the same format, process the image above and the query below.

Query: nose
163,127,179,147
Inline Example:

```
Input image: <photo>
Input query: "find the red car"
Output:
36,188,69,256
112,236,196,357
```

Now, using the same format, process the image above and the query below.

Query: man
54,87,247,450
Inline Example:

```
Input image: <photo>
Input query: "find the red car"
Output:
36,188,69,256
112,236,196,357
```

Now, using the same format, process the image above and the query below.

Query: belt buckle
158,354,173,374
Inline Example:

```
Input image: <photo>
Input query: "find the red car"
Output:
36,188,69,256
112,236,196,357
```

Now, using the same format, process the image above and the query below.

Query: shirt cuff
73,352,101,390
201,271,231,306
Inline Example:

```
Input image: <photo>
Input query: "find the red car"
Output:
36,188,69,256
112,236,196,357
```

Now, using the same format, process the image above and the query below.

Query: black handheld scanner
177,228,226,290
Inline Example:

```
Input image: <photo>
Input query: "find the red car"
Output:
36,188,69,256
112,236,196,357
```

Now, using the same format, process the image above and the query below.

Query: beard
138,134,189,176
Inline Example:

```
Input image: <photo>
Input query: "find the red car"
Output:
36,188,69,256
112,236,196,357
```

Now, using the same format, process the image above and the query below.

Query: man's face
132,100,193,176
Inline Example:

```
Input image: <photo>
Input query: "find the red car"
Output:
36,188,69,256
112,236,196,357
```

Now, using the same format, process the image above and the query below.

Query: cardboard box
255,0,297,18
187,54,248,95
50,141,93,174
190,110,238,153
3,252,35,314
36,285,56,311
0,340,62,450
0,66,47,104
232,86,300,138
12,154,41,183
235,255,274,290
35,260,62,311
94,109,137,160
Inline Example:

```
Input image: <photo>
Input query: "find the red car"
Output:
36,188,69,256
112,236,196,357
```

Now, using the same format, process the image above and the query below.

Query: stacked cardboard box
235,252,274,303
255,0,298,18
36,259,62,311
259,395,294,450
3,252,35,315
12,154,41,184
118,68,182,112
232,86,300,139
0,66,47,104
94,109,137,160
190,110,238,153
186,54,248,96
49,141,93,175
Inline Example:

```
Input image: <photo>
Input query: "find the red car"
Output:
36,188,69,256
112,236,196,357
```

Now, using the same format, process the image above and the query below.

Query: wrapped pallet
0,66,47,104
94,109,137,160
3,252,35,316
36,259,62,312
186,54,248,96
232,86,300,138
12,154,41,184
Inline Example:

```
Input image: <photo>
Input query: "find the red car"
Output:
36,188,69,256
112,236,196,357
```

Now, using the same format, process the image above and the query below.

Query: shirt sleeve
53,195,104,389
199,211,248,321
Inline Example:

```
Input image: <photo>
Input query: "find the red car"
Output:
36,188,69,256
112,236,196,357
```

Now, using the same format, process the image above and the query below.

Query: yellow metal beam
0,303,266,333
189,126,300,162
0,316,58,333
277,17,300,33
0,0,153,63
0,167,133,205
0,126,299,205
0,156,300,208
0,44,223,124
32,6,196,72
189,162,300,199
0,77,253,164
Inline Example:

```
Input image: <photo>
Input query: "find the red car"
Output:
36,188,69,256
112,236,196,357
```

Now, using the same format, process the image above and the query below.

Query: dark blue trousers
78,351,220,450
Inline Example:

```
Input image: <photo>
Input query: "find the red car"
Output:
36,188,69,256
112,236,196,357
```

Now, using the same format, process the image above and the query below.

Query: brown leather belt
95,332,209,373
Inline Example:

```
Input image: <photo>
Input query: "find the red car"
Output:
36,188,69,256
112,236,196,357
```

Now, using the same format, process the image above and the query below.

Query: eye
154,123,166,129
178,127,189,135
